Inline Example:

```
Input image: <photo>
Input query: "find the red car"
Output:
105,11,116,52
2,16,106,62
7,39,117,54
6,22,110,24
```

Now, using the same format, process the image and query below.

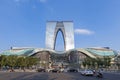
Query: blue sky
0,0,120,52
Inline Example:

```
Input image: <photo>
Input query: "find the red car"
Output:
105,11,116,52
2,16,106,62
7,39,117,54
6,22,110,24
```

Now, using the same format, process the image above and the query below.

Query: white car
81,69,94,76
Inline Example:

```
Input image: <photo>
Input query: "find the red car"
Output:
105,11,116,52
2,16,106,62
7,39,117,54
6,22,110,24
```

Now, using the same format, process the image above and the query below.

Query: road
0,72,120,80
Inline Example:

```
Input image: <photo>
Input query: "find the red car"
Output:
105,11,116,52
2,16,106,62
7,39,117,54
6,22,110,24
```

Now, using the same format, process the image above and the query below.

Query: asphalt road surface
0,72,120,80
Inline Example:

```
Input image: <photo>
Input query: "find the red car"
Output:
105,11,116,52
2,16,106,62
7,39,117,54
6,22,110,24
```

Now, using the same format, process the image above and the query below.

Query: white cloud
39,0,47,3
75,29,94,35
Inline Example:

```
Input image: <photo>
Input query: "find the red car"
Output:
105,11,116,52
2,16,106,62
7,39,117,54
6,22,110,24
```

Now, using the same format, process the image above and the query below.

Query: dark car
68,68,78,72
51,68,61,73
37,68,46,72
51,69,58,73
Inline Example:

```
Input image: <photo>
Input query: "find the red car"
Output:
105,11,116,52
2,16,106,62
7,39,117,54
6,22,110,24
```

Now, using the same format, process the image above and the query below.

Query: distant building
46,21,74,51
0,21,119,69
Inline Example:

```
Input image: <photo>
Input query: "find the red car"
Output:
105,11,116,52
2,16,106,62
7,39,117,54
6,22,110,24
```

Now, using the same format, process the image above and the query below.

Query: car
47,68,60,73
37,68,46,72
67,68,78,72
81,69,94,76
51,69,59,73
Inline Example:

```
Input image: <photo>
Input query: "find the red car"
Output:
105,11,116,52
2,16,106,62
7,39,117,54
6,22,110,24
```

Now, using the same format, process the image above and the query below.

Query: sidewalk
0,69,37,72
103,71,120,75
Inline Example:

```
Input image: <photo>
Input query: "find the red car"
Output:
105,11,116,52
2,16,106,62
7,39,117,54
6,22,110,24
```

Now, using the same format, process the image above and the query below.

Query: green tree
16,56,38,71
116,56,120,70
6,55,18,71
90,58,96,69
26,57,38,68
17,56,26,70
82,61,87,69
0,55,8,69
104,57,111,68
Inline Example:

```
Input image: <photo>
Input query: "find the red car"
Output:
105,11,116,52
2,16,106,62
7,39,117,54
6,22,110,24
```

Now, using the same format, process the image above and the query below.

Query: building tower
46,21,74,51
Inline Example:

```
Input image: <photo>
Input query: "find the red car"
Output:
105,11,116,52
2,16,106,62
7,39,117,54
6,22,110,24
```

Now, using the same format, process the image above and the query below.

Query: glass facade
1,49,34,56
85,48,117,56
46,21,74,51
